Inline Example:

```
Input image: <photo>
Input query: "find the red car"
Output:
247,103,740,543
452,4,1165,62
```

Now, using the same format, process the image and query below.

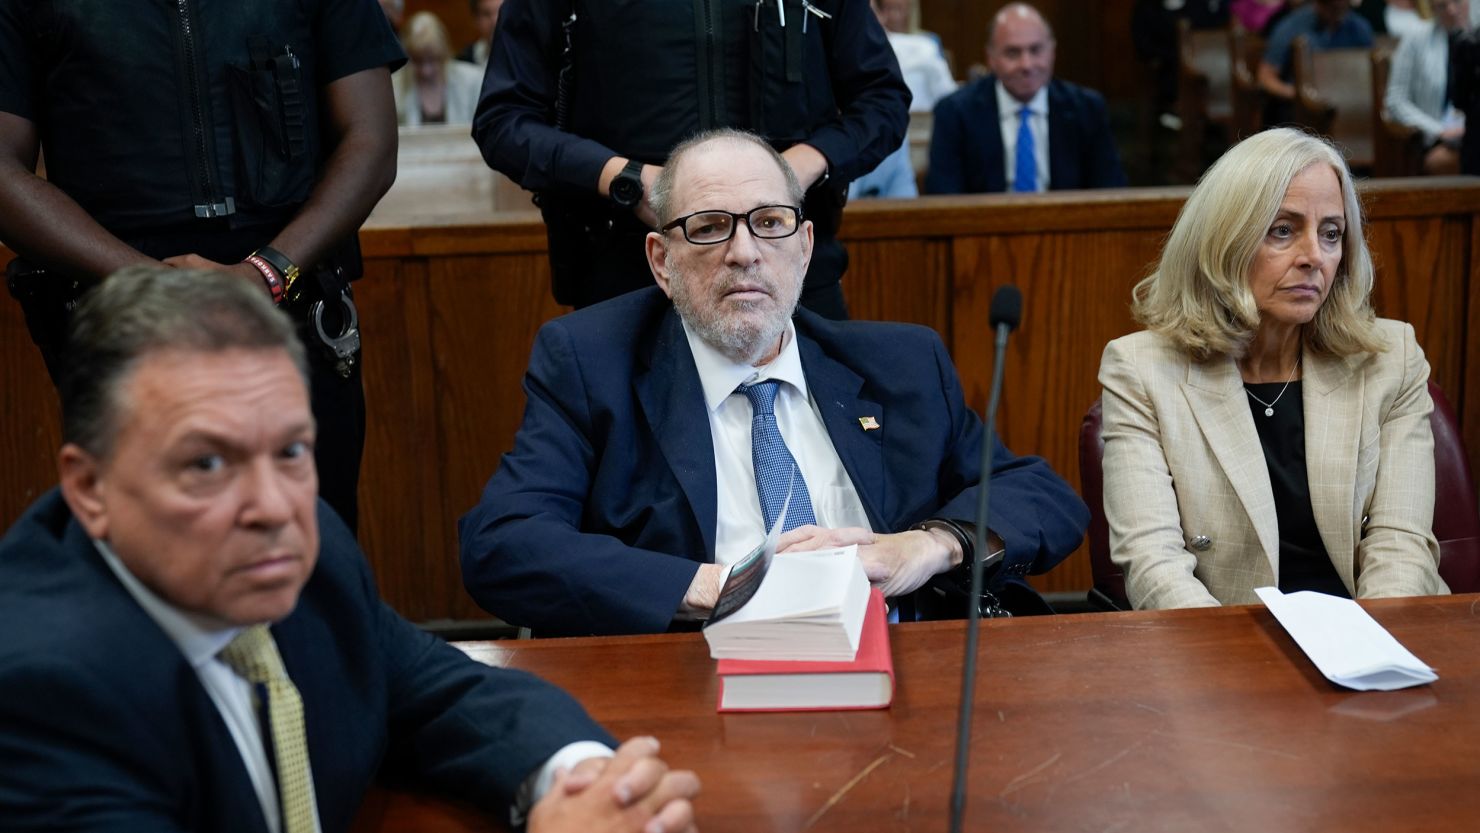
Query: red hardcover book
715,589,893,713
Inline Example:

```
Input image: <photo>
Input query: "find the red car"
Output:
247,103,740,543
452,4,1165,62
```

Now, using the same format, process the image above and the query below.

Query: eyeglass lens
684,206,798,244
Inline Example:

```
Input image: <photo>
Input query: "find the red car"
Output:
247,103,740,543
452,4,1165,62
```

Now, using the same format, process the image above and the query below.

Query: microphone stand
948,285,1021,833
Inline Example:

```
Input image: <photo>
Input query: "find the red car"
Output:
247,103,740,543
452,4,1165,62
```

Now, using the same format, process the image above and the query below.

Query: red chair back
1429,382,1480,593
1079,398,1126,609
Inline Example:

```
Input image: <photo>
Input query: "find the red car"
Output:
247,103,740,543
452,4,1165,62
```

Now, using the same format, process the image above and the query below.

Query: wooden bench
1229,24,1266,141
1175,20,1234,181
1291,37,1401,173
1371,44,1428,178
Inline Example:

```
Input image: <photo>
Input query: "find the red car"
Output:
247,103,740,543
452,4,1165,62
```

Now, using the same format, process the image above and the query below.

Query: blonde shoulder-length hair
1131,127,1386,361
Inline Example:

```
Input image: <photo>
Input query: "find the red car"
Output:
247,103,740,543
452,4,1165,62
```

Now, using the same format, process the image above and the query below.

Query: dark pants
7,237,365,534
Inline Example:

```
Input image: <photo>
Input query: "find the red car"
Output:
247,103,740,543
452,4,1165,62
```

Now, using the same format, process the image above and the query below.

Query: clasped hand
529,736,701,833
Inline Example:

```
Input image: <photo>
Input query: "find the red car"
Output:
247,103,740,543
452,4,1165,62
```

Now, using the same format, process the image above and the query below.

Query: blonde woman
395,11,484,126
1099,128,1448,609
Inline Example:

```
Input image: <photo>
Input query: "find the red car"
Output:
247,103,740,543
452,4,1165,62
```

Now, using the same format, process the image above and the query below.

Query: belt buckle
310,292,360,378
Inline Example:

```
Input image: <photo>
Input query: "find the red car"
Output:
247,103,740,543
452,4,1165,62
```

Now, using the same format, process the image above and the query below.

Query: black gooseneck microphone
948,284,1023,833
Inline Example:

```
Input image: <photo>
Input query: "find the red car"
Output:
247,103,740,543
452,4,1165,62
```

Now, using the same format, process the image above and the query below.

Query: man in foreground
461,129,1088,636
0,267,698,832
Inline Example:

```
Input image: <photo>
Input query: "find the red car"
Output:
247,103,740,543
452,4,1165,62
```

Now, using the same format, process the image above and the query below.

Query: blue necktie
1014,106,1037,193
740,381,817,532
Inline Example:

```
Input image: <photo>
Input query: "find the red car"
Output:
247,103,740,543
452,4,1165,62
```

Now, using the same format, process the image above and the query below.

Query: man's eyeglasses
661,205,803,245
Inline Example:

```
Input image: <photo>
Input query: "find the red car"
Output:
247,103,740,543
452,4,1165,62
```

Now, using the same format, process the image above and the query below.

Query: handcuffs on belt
310,292,360,379
265,251,361,380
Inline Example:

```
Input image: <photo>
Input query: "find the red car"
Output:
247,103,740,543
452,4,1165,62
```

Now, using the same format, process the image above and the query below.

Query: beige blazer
1099,320,1447,610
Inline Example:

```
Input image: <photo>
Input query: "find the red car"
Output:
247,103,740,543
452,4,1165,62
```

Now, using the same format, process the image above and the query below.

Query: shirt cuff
512,740,616,823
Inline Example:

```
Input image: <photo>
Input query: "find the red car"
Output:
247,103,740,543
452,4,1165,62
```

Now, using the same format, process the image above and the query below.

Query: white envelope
1255,587,1438,691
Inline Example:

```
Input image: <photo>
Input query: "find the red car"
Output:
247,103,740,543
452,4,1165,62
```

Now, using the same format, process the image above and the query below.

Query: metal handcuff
310,292,360,379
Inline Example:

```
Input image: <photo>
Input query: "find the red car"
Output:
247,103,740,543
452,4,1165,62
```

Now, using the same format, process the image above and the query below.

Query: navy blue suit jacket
0,492,613,832
460,288,1088,636
925,76,1127,194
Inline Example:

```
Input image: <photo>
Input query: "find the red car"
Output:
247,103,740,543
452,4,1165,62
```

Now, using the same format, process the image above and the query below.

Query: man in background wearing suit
460,129,1089,637
0,267,699,833
926,2,1126,194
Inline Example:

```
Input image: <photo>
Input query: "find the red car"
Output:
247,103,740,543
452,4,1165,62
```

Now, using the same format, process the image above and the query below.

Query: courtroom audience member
1356,0,1430,38
0,267,701,833
460,129,1089,636
1233,0,1289,35
926,3,1126,194
1384,0,1467,174
1454,3,1480,174
1258,0,1375,124
457,0,503,66
1099,128,1448,610
851,0,958,199
394,12,484,126
874,0,957,111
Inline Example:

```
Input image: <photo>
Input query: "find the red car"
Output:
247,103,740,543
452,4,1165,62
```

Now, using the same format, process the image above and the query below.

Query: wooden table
354,595,1480,832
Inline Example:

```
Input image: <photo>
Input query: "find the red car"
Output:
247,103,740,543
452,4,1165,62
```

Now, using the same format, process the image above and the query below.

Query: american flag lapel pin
858,416,880,431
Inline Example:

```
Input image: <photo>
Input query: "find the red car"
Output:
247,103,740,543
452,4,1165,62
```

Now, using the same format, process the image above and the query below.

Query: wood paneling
0,295,61,515
425,252,564,621
4,178,1479,624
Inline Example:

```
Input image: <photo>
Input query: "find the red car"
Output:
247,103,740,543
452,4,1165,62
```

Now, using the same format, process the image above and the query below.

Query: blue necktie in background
741,380,817,532
1014,106,1037,193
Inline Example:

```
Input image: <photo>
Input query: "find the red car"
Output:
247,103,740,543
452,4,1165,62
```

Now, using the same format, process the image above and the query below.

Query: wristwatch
610,159,644,209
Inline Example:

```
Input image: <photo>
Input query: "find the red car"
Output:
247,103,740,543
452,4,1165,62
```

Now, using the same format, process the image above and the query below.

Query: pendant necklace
1245,357,1300,418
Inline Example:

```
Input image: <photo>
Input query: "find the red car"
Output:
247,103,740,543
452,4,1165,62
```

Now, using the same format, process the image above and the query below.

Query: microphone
948,284,1023,833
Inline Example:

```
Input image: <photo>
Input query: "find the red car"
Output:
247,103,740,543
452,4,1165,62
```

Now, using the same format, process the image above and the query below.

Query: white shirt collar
995,79,1048,120
94,539,240,669
681,317,809,412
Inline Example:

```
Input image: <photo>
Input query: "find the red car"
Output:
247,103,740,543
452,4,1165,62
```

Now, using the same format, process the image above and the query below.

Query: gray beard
669,266,803,365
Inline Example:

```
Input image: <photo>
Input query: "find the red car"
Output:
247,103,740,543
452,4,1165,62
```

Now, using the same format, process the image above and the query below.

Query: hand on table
778,525,957,597
530,736,700,833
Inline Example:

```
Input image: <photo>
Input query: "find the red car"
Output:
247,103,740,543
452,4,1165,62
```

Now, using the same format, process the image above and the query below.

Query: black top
1245,381,1350,598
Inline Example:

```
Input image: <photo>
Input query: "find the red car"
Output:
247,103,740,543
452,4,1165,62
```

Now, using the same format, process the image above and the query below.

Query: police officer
0,0,405,533
473,0,910,318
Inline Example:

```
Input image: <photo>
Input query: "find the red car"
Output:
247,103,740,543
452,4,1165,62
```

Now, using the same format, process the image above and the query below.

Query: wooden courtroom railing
353,594,1480,832
3,179,1478,624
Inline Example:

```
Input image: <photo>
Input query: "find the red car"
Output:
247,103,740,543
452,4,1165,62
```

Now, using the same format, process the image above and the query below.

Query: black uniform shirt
0,0,404,233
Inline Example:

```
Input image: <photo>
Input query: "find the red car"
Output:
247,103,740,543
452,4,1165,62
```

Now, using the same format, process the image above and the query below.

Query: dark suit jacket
0,492,613,832
925,76,1128,194
459,288,1088,636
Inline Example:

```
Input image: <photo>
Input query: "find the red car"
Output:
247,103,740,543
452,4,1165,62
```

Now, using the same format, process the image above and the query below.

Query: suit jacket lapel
75,526,268,833
979,78,1007,192
796,329,887,529
1182,357,1280,573
1302,351,1362,588
634,309,719,560
1046,80,1072,189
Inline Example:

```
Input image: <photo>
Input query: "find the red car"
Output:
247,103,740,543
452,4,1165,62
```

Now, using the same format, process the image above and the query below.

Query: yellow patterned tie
219,624,318,833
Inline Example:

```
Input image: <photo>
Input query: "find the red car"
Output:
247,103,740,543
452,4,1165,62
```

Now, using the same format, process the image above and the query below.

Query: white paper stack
1255,587,1438,691
703,547,870,661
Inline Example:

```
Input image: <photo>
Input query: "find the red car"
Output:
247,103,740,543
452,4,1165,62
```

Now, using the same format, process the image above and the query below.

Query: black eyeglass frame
659,204,805,245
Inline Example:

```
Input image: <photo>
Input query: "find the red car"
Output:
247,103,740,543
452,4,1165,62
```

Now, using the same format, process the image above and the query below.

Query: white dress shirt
96,541,304,833
995,81,1050,192
682,319,872,565
95,541,609,829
